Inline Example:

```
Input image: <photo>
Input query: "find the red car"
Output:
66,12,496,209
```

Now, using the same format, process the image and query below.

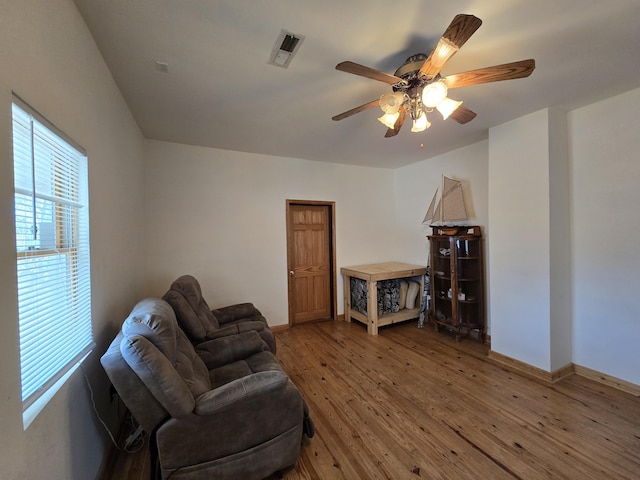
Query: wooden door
286,201,336,325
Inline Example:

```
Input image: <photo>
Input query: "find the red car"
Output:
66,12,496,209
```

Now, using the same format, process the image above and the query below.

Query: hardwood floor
103,320,640,479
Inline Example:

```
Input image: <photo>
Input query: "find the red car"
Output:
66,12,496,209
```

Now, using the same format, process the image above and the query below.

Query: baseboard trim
488,351,574,383
487,351,640,396
574,364,640,397
270,324,290,333
272,315,342,332
336,313,345,322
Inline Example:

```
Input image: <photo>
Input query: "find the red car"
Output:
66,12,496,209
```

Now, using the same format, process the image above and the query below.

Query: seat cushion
209,351,282,389
196,330,268,369
194,371,289,415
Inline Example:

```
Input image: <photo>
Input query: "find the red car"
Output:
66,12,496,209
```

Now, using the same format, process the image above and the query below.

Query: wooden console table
341,262,426,335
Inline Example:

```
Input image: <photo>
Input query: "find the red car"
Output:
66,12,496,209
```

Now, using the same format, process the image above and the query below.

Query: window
12,98,93,418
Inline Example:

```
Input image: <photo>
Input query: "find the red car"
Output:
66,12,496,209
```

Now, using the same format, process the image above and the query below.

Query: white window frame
12,95,94,428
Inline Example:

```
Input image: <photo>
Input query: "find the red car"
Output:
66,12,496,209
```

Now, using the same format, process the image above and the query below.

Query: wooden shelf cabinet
428,226,485,342
341,262,426,335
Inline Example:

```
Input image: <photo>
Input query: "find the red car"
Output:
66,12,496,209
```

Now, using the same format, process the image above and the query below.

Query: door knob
289,270,295,276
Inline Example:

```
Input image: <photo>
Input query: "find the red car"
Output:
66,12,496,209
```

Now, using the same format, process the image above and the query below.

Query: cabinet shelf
433,316,482,326
428,226,485,343
435,295,479,304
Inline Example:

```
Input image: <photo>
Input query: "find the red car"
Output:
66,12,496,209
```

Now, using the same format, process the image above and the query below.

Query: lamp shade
422,81,448,108
378,111,399,129
411,112,430,132
436,98,463,120
430,37,459,68
379,92,405,114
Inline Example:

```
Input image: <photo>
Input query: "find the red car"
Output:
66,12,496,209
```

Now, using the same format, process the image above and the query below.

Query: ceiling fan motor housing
392,54,440,94
394,54,429,80
392,54,441,119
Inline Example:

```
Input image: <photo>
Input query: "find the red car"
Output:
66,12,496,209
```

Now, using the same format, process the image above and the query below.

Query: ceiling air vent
268,29,304,68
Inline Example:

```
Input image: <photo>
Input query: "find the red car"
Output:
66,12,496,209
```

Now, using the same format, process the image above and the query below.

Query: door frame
285,199,337,326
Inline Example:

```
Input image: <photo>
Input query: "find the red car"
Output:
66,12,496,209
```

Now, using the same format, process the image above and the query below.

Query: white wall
569,87,640,385
548,108,573,371
488,110,553,371
488,108,574,373
0,1,145,478
142,140,396,325
487,93,640,385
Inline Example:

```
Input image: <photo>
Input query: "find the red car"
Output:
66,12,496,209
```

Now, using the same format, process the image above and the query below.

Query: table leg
367,279,378,335
344,274,351,323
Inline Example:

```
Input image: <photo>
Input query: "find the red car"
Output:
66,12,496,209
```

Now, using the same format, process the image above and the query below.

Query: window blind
12,101,93,410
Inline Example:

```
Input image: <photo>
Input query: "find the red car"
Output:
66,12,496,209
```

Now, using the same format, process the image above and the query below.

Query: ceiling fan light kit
379,92,404,114
379,72,461,133
378,111,400,128
436,97,463,120
332,14,535,138
421,81,448,108
411,111,430,133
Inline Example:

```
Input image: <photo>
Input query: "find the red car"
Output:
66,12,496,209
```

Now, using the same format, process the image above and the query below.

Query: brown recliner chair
163,275,277,353
101,297,312,479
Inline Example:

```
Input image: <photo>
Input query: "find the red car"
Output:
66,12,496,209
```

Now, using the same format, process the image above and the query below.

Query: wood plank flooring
103,320,640,480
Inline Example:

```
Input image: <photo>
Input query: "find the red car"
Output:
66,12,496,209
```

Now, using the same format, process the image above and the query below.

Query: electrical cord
81,364,146,453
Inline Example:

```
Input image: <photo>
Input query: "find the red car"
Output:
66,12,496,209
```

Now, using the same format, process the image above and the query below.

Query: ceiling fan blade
443,14,483,49
332,99,380,121
449,105,476,124
444,59,535,89
336,61,405,86
385,108,406,137
419,14,482,78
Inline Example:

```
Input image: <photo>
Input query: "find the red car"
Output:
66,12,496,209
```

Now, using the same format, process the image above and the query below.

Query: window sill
23,351,91,430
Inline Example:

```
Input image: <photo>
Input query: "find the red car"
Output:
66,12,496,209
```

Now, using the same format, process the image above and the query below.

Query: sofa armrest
196,330,269,369
194,371,288,415
211,302,263,325
155,381,305,473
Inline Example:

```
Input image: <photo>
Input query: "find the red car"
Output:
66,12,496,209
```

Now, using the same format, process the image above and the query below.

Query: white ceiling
72,0,640,168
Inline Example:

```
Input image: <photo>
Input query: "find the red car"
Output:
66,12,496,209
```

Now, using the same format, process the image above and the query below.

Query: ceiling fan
332,14,535,137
